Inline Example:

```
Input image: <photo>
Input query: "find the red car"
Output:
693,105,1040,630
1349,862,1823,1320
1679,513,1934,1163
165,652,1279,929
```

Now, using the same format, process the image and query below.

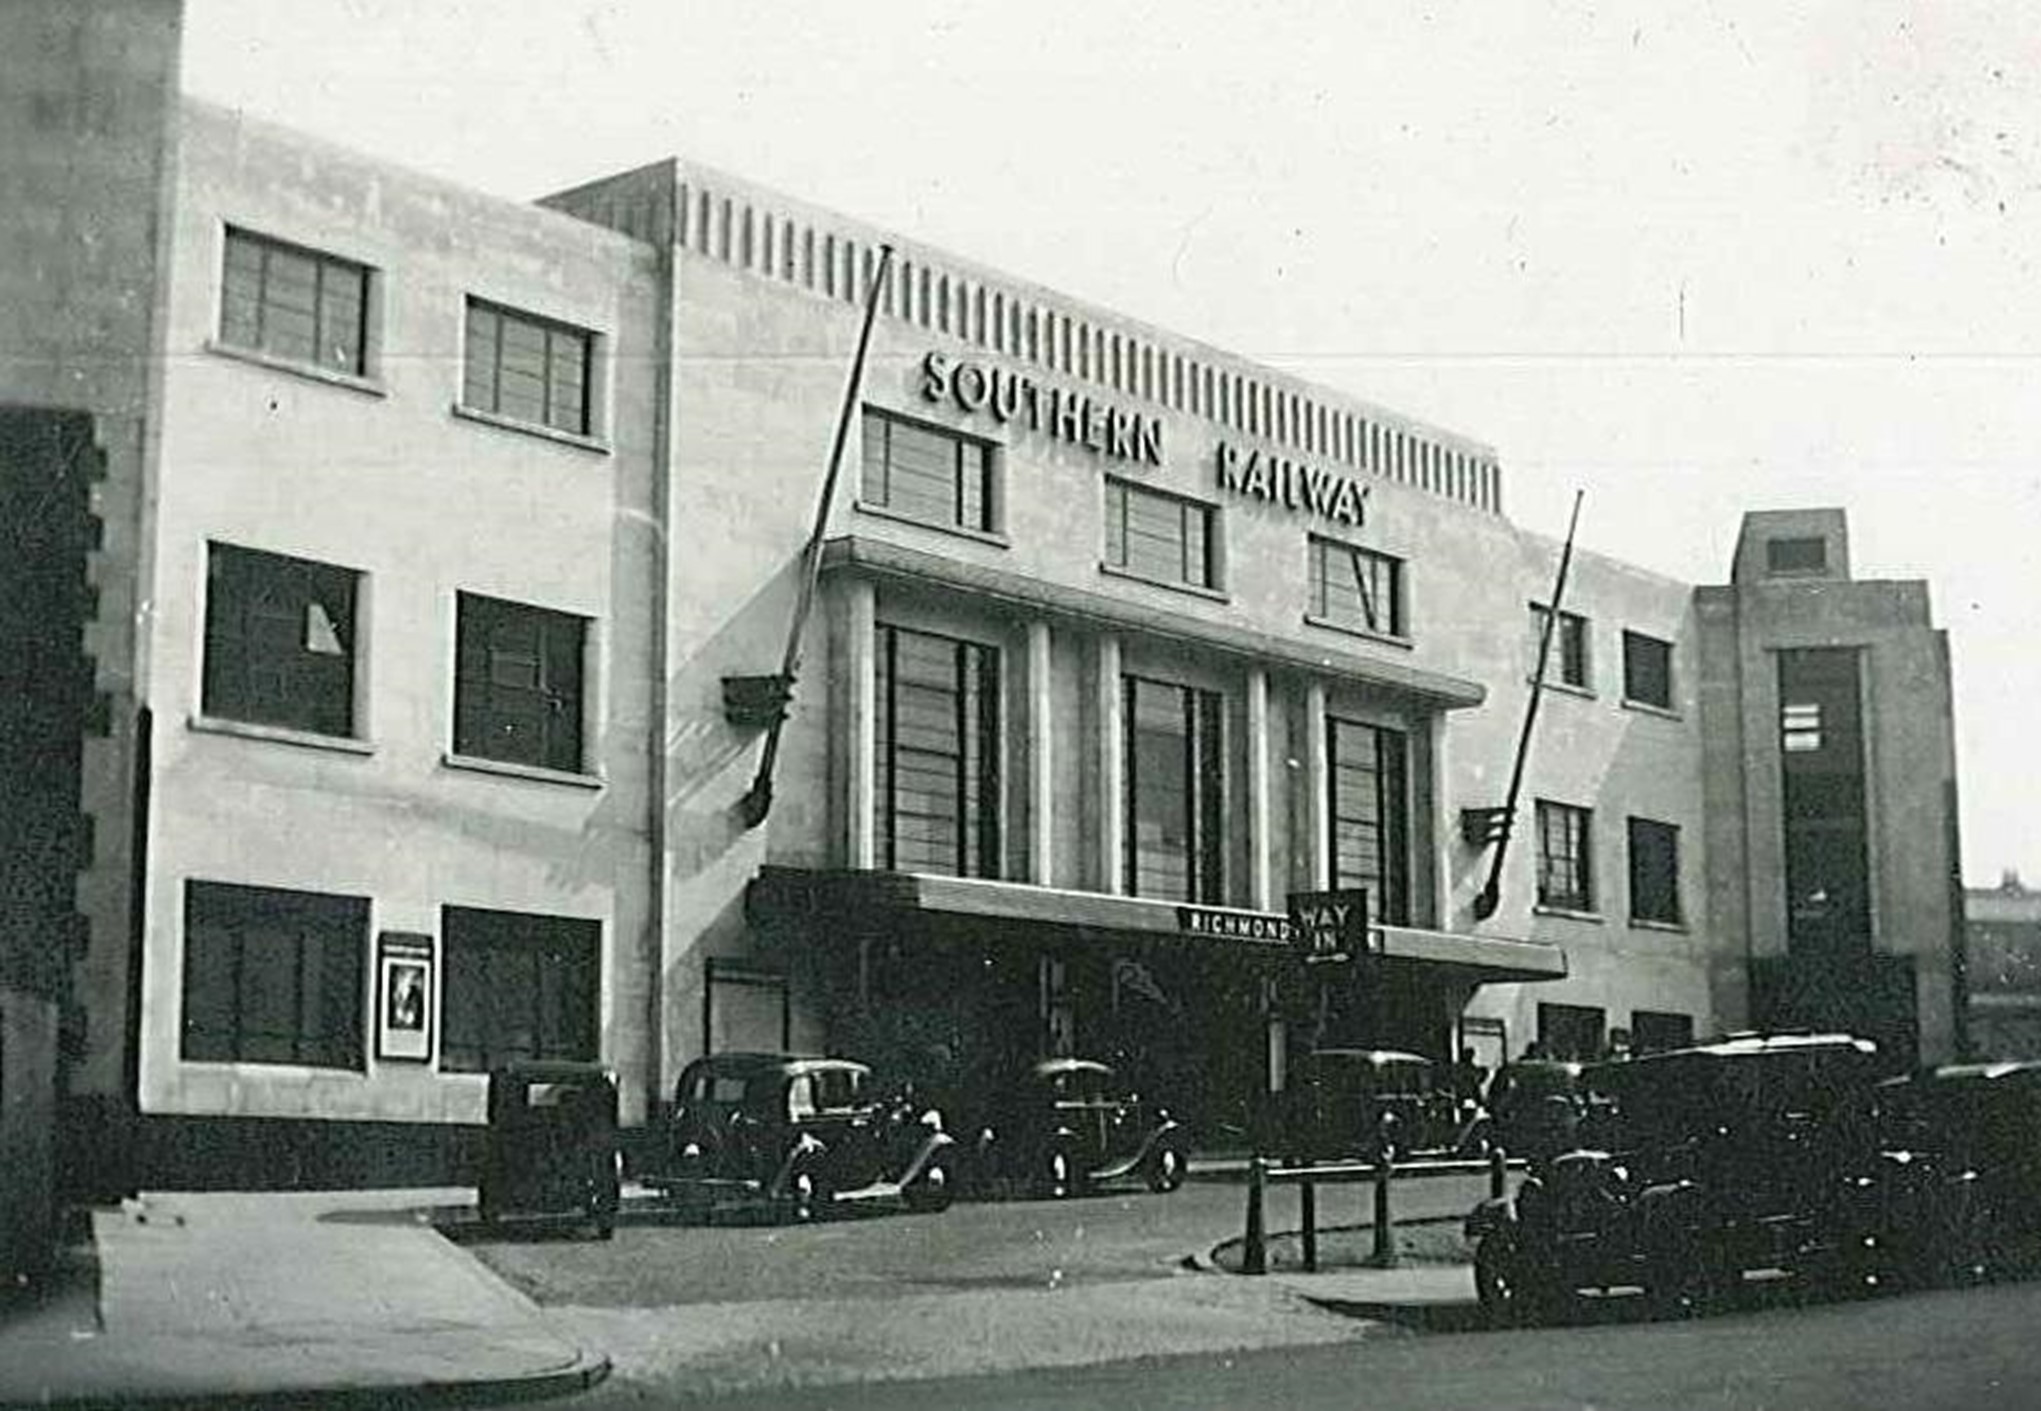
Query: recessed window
439,906,600,1073
1124,676,1224,902
1631,1010,1694,1054
1535,800,1594,912
1327,717,1409,925
1531,604,1590,690
1105,479,1217,590
220,227,369,376
1537,1002,1607,1063
1310,537,1405,638
1621,630,1674,710
860,408,995,533
1765,536,1828,575
181,880,366,1069
1627,816,1682,926
202,543,360,738
875,623,1002,878
453,593,587,774
462,299,595,436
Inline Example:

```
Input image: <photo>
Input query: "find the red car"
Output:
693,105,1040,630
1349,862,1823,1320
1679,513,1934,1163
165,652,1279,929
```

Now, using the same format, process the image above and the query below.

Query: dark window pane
1124,676,1223,902
202,543,359,737
439,907,601,1073
1328,717,1409,924
1536,801,1594,911
1628,817,1682,925
454,593,587,772
876,624,1001,877
1622,631,1673,709
218,229,368,375
180,881,365,1069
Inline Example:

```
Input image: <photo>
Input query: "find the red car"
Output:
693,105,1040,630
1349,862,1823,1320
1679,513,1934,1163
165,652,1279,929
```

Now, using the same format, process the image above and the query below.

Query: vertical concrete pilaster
1246,668,1272,910
1304,680,1329,890
845,579,877,870
1096,634,1123,893
1027,619,1053,885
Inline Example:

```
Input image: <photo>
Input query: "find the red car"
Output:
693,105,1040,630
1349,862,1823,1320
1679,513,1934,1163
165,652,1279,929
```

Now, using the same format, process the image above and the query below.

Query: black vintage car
477,1061,623,1239
645,1052,958,1221
1473,1059,1589,1160
1869,1060,2041,1278
1464,1033,1904,1324
1282,1049,1457,1161
971,1058,1189,1198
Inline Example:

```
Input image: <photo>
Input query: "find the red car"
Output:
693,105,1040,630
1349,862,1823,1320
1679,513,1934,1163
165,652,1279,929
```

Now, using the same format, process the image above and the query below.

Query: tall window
1310,538,1405,638
1779,648,1870,958
453,593,587,773
1124,676,1224,902
1531,604,1590,690
1104,479,1217,590
861,409,994,533
462,299,594,436
1622,630,1674,710
202,543,360,738
1535,800,1594,912
439,906,600,1073
1627,817,1682,925
220,227,369,376
875,623,1002,877
181,880,366,1069
1327,717,1410,925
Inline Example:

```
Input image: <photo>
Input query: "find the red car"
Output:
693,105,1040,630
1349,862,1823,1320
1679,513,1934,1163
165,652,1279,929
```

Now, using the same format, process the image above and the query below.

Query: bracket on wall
722,673,795,729
1459,806,1512,848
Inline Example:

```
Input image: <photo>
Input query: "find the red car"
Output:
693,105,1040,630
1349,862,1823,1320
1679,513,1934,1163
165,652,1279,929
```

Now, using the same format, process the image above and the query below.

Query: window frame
858,407,1000,537
180,879,367,1071
1534,799,1596,914
452,592,590,777
201,542,362,741
459,297,599,439
438,905,602,1074
1764,536,1829,576
1621,629,1675,712
1308,535,1407,641
1326,715,1411,925
1123,674,1226,903
874,621,1004,879
1103,477,1220,594
217,226,372,379
1626,816,1683,927
1530,602,1591,691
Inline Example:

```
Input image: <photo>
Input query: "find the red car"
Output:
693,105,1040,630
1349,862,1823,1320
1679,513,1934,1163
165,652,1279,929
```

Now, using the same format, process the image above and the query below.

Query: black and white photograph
4,3,2041,1408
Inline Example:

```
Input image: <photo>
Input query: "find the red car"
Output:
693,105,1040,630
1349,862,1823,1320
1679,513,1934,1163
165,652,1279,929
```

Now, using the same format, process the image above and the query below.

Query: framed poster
377,931,435,1063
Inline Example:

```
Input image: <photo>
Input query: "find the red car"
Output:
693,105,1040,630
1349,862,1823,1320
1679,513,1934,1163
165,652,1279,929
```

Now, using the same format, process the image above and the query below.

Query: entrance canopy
747,867,1566,985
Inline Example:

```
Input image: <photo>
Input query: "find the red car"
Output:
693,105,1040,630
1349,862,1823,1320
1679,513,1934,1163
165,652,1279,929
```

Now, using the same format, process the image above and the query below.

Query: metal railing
1240,1147,1523,1274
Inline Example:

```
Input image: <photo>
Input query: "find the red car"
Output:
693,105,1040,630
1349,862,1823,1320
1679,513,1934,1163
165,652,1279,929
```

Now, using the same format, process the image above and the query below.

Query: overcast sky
183,1,2041,886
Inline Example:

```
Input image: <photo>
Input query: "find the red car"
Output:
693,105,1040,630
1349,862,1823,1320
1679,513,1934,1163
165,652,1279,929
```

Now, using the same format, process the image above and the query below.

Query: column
1303,680,1329,889
1246,668,1273,910
1096,634,1123,893
1426,711,1453,930
1027,620,1054,885
845,578,877,870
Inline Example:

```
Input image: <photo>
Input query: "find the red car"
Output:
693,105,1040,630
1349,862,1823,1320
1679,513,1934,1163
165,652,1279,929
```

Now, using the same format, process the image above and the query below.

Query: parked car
1868,1060,2041,1279
1282,1048,1456,1161
1464,1033,1903,1325
970,1057,1189,1198
476,1060,622,1239
644,1052,957,1221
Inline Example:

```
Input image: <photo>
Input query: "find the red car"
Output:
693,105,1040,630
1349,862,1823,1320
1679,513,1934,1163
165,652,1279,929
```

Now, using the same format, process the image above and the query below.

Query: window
1537,1002,1606,1063
861,408,994,533
453,593,587,773
181,880,366,1069
1124,676,1224,902
1631,1010,1694,1054
875,623,1002,877
1327,717,1410,924
1621,630,1674,710
1310,537,1405,638
462,300,595,436
1627,817,1682,925
202,543,360,738
220,227,369,376
439,906,600,1073
1765,536,1828,575
1778,649,1870,958
1531,604,1590,690
1104,479,1217,590
1535,800,1594,912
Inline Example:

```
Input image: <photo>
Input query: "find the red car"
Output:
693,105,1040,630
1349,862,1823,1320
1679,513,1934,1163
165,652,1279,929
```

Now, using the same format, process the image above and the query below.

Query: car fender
1125,1117,1186,1169
894,1129,959,1188
769,1131,829,1199
1465,1193,1519,1242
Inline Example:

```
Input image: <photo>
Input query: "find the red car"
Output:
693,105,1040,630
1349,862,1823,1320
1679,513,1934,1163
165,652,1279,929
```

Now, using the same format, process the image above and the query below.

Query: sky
182,1,2041,886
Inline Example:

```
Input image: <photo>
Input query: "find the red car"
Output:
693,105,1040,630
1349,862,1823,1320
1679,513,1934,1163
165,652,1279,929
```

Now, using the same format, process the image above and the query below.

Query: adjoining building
2,0,1971,1190
1965,873,2041,1060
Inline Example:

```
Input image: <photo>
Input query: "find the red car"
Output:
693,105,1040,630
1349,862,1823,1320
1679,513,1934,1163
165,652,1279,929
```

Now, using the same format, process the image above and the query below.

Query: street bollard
1370,1154,1399,1268
1301,1177,1318,1273
1244,1157,1268,1275
1489,1144,1508,1201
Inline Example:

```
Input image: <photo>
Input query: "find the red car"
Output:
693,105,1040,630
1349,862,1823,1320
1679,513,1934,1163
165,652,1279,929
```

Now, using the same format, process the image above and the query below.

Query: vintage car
1464,1033,1902,1324
476,1061,623,1239
1281,1048,1457,1161
1470,1058,1590,1160
970,1057,1189,1197
644,1052,957,1221
1868,1060,2041,1279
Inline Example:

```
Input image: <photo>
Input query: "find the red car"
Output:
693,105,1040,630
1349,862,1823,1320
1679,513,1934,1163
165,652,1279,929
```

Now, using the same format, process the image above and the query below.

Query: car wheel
905,1157,955,1213
1473,1235,1543,1327
1145,1145,1188,1194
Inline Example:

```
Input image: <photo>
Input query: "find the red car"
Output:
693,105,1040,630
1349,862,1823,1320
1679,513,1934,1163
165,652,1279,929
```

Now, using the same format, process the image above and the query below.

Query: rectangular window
1765,536,1828,575
1535,800,1594,912
860,408,995,533
1327,717,1410,924
220,227,369,375
875,623,1002,878
462,299,595,436
202,542,360,738
1104,479,1216,590
1124,676,1224,902
1627,816,1682,925
1531,604,1590,690
1631,1010,1694,1054
1537,1002,1606,1063
181,880,366,1069
1621,630,1674,710
439,906,601,1073
1778,648,1871,958
453,593,587,773
1310,537,1405,638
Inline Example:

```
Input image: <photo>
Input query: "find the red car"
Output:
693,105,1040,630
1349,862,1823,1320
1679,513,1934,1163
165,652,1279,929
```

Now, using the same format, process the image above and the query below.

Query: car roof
685,1052,869,1078
1309,1048,1434,1066
1883,1060,2041,1087
1031,1058,1112,1078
